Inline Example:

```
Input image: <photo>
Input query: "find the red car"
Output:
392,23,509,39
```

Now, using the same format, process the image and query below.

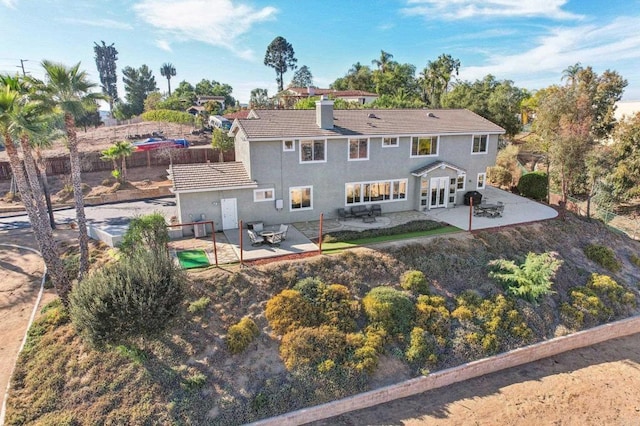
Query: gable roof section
411,160,466,177
284,87,378,97
170,162,256,193
235,109,505,140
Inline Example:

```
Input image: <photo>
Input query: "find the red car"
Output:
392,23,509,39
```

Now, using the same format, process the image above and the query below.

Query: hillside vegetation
5,214,640,425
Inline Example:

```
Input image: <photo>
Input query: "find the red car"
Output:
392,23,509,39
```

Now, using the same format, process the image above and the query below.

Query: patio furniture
351,205,369,217
247,221,263,230
261,230,284,246
370,204,382,217
337,208,354,220
362,215,376,223
247,229,265,246
473,202,504,218
253,222,264,233
278,224,289,240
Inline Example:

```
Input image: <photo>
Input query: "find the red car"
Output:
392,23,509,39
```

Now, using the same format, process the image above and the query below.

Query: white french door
429,177,448,209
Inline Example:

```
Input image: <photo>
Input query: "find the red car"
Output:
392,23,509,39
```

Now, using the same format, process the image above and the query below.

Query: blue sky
1,0,639,106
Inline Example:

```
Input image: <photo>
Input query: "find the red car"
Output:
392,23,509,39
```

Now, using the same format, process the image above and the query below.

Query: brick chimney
316,95,334,129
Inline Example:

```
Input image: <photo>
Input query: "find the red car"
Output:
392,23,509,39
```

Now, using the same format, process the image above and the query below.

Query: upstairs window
411,136,438,157
472,135,488,153
300,139,326,163
349,138,369,160
283,140,295,151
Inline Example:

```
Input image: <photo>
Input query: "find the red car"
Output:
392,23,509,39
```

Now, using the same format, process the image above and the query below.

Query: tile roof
170,162,256,193
411,160,466,176
284,87,378,97
235,109,505,140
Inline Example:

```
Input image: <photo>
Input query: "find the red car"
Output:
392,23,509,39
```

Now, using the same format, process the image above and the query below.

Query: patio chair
370,204,382,217
247,229,265,246
253,222,263,233
278,224,289,240
337,208,353,220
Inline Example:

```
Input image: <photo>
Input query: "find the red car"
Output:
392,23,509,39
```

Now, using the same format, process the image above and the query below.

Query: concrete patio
222,224,319,262
423,186,558,230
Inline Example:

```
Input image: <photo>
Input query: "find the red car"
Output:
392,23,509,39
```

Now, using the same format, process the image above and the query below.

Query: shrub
142,109,195,125
405,327,429,365
347,326,386,373
487,165,513,188
293,277,326,303
415,295,450,338
279,326,350,371
318,284,360,332
451,292,532,358
560,273,635,330
584,244,621,272
226,317,260,354
265,289,321,335
69,247,185,347
187,297,211,314
400,270,429,295
119,213,170,255
630,254,640,267
488,252,562,304
517,171,547,201
362,286,415,335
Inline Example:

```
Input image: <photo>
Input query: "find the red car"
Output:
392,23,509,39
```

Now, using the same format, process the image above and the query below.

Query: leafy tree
264,36,297,92
372,61,419,98
119,213,170,255
0,75,70,302
250,88,271,108
419,53,460,108
35,61,106,280
605,112,640,202
195,79,236,109
93,41,119,113
330,62,375,92
143,91,162,111
211,127,234,162
121,64,158,117
160,62,176,95
517,171,548,201
75,99,102,131
291,65,313,87
489,252,562,304
443,75,526,137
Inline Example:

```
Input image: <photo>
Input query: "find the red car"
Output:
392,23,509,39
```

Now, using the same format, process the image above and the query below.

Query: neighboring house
614,101,640,121
186,105,206,116
196,95,226,110
169,98,504,231
278,87,378,108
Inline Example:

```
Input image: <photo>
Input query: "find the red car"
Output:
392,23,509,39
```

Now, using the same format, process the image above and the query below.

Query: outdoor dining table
473,203,504,218
260,231,284,245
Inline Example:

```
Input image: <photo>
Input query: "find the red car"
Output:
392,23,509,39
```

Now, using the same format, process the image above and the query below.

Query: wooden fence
0,147,233,181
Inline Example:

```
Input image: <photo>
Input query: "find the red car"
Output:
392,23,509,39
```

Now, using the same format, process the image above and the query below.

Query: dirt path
316,332,640,425
0,232,44,420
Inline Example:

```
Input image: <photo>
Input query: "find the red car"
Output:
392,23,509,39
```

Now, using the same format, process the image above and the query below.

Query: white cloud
155,39,172,52
1,0,17,8
60,18,133,30
459,17,640,88
133,0,277,60
402,0,582,20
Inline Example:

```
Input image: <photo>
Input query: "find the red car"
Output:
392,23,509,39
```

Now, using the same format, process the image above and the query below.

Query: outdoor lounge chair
247,229,264,246
337,208,353,220
253,222,264,233
278,224,289,240
370,204,382,216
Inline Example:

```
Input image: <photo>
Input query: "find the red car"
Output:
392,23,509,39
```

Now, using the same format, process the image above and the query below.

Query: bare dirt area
0,232,45,413
317,332,640,425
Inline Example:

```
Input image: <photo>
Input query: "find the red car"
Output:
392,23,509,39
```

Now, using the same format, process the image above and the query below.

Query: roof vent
367,113,377,119
427,112,436,118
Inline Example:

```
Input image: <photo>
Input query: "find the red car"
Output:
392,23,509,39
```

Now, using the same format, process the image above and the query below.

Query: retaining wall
251,315,640,426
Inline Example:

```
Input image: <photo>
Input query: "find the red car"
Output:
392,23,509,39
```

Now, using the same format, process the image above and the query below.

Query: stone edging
250,315,640,426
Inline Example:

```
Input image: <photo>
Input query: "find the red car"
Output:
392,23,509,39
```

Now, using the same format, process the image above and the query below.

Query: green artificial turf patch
176,249,210,269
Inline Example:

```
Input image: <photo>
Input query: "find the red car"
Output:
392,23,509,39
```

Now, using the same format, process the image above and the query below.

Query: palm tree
562,63,582,87
160,63,176,95
372,50,394,73
101,140,133,183
35,61,105,280
0,77,71,303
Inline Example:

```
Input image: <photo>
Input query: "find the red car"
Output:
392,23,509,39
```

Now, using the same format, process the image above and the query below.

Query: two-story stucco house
169,98,504,232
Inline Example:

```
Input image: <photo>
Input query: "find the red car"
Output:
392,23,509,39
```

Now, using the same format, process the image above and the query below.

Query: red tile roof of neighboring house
224,110,251,120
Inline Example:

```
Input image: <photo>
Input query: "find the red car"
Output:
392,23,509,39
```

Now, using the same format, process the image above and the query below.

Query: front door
429,177,448,209
221,198,238,230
